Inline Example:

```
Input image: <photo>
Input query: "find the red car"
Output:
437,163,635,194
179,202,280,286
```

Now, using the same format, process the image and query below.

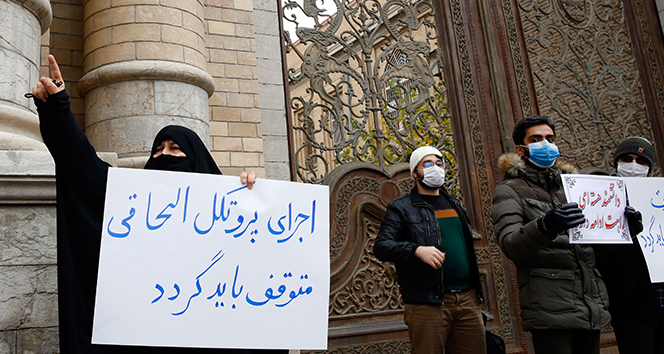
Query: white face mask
420,165,445,189
617,162,649,177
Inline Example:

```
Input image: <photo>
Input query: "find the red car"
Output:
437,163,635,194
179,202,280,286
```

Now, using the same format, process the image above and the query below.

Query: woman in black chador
31,55,283,354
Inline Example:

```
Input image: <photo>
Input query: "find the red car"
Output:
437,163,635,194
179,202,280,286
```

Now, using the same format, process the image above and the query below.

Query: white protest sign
92,168,330,349
623,177,664,283
562,174,630,244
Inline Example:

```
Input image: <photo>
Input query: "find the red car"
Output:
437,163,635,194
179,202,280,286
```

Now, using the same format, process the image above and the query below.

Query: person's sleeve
491,184,552,261
35,90,110,173
373,203,417,263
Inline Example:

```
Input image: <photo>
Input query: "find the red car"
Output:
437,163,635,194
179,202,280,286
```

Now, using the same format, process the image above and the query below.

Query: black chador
36,90,285,354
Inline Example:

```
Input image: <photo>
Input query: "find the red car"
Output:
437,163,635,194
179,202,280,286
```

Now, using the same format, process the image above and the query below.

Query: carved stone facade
518,0,657,172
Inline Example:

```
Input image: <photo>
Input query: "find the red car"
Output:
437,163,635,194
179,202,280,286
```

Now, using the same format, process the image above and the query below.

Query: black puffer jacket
492,153,610,331
373,187,484,305
581,169,664,322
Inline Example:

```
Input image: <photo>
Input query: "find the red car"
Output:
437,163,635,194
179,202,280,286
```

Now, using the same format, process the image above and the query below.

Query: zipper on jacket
417,203,445,294
418,202,441,248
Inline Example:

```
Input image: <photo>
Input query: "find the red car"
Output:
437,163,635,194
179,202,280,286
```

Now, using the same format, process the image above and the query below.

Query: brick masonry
205,0,269,178
4,0,291,352
39,0,289,179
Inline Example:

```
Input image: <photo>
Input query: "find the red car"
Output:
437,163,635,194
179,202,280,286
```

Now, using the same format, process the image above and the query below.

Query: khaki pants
404,289,486,354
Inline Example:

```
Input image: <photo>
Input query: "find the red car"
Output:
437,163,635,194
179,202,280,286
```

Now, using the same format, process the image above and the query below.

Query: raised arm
32,55,109,177
31,55,65,101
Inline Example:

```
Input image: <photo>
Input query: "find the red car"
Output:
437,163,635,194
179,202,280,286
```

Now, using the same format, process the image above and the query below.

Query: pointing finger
48,55,64,83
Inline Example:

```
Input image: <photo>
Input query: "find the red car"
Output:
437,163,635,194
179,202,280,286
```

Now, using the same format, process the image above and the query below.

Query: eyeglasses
617,155,649,166
422,161,444,168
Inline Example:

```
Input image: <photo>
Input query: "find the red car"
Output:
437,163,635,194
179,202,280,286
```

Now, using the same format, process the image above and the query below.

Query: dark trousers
530,329,600,354
611,306,664,354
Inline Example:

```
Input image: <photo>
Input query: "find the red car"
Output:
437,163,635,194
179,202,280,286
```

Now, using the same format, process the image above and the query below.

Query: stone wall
0,0,57,350
0,152,58,353
0,0,290,351
36,0,289,176
253,0,289,181
43,0,85,125
0,150,117,353
205,0,264,176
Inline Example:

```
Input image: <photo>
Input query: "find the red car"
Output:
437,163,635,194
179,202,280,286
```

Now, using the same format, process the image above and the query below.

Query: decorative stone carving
449,0,515,342
518,0,658,173
305,339,411,354
323,163,412,346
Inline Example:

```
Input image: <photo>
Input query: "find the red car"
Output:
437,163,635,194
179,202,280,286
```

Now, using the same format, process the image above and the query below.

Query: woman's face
152,139,186,158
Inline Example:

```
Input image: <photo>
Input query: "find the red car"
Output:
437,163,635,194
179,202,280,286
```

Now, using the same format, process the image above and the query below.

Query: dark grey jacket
374,187,483,305
492,153,610,331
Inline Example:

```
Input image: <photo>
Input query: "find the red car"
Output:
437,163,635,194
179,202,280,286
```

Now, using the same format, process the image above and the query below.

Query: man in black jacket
374,146,485,354
598,136,664,354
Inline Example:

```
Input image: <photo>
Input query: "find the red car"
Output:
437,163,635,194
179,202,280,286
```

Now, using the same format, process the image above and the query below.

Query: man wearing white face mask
374,146,486,354
492,116,610,354
595,136,664,354
614,136,655,177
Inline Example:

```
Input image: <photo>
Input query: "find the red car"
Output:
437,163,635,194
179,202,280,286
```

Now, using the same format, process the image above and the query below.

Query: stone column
0,0,52,151
254,0,289,180
79,0,215,168
0,1,57,350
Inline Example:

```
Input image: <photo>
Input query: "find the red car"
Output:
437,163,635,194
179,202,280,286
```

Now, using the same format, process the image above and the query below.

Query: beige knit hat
409,146,443,174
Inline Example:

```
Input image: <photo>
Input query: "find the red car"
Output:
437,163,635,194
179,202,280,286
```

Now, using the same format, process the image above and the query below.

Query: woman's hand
31,55,65,102
240,171,256,189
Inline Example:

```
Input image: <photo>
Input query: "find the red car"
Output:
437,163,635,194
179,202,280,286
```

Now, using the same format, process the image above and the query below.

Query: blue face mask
523,140,560,168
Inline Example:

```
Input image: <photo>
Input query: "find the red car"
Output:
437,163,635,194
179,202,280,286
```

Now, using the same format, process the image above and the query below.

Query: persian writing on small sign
562,174,629,244
623,177,664,283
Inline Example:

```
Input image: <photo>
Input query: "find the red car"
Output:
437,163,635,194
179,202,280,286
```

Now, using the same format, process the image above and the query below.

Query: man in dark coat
597,136,664,354
374,146,485,354
491,116,610,354
31,55,281,354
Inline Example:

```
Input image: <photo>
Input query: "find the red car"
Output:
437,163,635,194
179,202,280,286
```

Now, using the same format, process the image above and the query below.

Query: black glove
624,206,643,237
538,202,586,239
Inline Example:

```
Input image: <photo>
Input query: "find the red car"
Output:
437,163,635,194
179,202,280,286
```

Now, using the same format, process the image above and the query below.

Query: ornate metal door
278,0,512,351
278,0,664,352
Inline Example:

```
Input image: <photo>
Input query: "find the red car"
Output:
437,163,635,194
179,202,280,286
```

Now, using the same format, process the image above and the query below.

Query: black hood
144,125,222,175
